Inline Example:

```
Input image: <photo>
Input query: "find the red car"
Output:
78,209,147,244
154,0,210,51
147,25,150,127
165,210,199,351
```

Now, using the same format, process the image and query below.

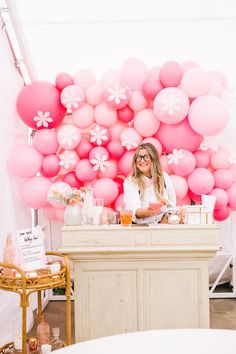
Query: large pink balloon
33,129,59,155
109,121,127,140
209,188,228,209
142,137,162,156
86,83,103,105
177,194,191,206
89,146,109,161
187,168,214,195
117,106,134,123
114,193,125,211
128,91,147,112
118,151,135,176
107,141,125,159
75,159,97,182
94,102,117,127
89,125,111,147
98,159,118,179
155,120,203,154
17,81,66,129
214,169,233,190
160,155,172,174
120,128,142,151
226,183,236,209
142,79,163,100
169,149,196,177
93,178,119,205
76,138,93,158
180,69,210,98
120,58,149,90
21,176,52,209
194,150,210,168
57,124,81,150
104,84,130,110
8,144,43,178
72,103,94,129
188,95,229,136
159,61,183,87
210,147,231,169
55,72,74,91
41,155,60,178
170,174,188,199
63,171,83,189
134,109,160,137
214,205,230,221
60,85,85,111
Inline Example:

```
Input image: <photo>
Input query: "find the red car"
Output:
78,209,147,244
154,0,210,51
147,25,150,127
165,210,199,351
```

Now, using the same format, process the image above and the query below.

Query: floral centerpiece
47,187,86,208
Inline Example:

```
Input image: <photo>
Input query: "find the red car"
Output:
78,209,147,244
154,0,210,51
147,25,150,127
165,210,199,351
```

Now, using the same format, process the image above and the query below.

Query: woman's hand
136,207,160,219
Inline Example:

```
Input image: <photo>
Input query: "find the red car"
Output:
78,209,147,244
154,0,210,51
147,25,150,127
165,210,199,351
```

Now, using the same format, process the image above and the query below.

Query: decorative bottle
51,327,64,350
37,316,50,345
3,233,15,276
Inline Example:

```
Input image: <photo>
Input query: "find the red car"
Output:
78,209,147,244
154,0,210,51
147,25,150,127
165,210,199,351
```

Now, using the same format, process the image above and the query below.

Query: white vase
64,204,82,226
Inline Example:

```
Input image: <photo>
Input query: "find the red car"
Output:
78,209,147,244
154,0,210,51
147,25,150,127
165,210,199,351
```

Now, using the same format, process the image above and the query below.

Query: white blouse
123,171,176,224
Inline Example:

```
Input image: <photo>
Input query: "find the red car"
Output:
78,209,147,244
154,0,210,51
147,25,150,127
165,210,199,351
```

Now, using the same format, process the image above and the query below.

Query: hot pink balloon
114,177,124,194
210,147,232,169
170,174,188,199
60,85,85,111
180,69,210,98
169,149,196,177
226,183,236,209
188,190,202,203
194,150,210,168
55,72,74,91
89,146,109,161
128,91,147,112
33,129,59,155
48,181,72,208
188,168,214,195
74,69,96,90
120,58,149,90
209,188,228,209
86,83,103,105
153,87,189,124
98,159,118,179
93,178,119,205
89,125,111,147
75,159,97,182
107,141,125,159
41,155,60,178
21,176,52,209
104,84,130,110
117,106,134,123
177,194,191,206
8,144,43,178
76,138,93,158
94,102,117,127
134,109,160,137
72,103,94,129
159,61,183,87
188,95,229,136
214,169,233,190
57,124,81,150
142,137,162,156
142,79,163,100
160,155,172,174
155,120,203,154
214,205,230,221
63,171,83,189
118,151,135,176
114,193,125,211
17,81,66,129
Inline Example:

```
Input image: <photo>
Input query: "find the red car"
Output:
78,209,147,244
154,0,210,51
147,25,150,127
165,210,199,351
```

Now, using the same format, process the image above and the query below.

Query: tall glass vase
64,204,82,226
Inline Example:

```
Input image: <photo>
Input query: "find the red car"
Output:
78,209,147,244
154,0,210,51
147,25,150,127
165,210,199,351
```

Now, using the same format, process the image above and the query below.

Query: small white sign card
17,225,46,271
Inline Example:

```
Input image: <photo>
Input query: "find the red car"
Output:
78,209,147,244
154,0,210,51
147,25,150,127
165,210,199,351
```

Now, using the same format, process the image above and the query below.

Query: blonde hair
131,143,164,200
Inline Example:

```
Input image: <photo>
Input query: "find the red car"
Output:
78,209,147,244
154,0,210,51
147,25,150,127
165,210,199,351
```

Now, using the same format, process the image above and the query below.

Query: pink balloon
60,85,85,110
57,124,81,150
194,150,210,168
74,69,96,90
160,155,172,174
180,69,210,98
114,177,124,194
169,149,196,177
43,206,57,220
207,80,224,97
114,193,125,211
72,103,94,129
153,87,189,124
188,190,202,203
63,171,83,189
107,141,125,159
211,147,232,169
134,109,160,137
89,146,109,160
214,205,230,221
209,188,228,209
118,151,135,176
33,129,59,155
177,194,191,206
94,102,117,127
128,91,147,112
89,125,111,147
226,183,236,208
58,150,79,170
41,155,60,178
170,174,188,199
55,72,74,91
93,178,119,205
188,95,229,136
75,159,97,182
120,128,142,151
208,70,227,89
159,61,183,87
142,79,163,100
8,144,43,178
214,169,233,190
17,81,66,129
229,164,236,182
188,168,214,195
142,137,162,156
55,208,65,222
48,181,72,208
117,106,134,123
21,176,52,209
120,58,149,90
98,159,118,179
104,84,130,110
76,138,93,158
109,121,127,140
86,83,103,105
155,120,203,154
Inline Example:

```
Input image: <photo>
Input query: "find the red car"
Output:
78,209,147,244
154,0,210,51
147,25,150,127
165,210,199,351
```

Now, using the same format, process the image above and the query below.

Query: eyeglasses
136,154,151,162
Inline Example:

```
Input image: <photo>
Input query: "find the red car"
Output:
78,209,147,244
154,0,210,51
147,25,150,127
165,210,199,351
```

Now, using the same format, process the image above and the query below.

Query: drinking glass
120,210,132,225
109,212,118,224
92,198,104,225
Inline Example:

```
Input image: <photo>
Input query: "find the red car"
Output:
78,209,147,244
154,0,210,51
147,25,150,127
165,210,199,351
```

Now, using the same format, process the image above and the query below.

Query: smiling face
136,148,152,177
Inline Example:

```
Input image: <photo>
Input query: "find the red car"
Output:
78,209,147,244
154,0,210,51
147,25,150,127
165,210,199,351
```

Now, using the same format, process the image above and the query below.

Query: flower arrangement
48,187,86,207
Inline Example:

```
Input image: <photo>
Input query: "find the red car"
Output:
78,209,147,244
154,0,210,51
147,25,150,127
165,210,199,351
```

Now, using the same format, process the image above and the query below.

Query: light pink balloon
177,194,191,206
76,138,93,158
181,61,200,73
85,83,103,105
72,103,94,129
160,155,172,174
41,155,60,178
118,151,135,176
169,149,196,177
93,178,119,205
21,176,52,209
107,141,125,159
57,124,81,150
170,174,188,199
55,72,74,91
101,69,121,89
214,205,230,221
210,147,232,169
89,125,111,147
33,129,59,155
208,70,227,89
58,150,79,170
17,81,66,129
94,102,117,126
74,69,96,90
209,188,228,209
89,146,109,160
55,208,65,222
8,144,43,178
142,137,162,156
188,168,214,195
120,128,142,151
159,61,183,87
214,169,233,190
48,181,72,208
104,84,130,110
207,80,224,97
117,106,134,123
180,69,210,98
63,171,83,189
142,79,163,100
128,91,147,112
153,87,189,125
120,58,149,90
229,164,236,182
226,183,236,208
60,85,85,111
194,150,210,168
109,121,127,140
75,159,97,182
98,159,118,179
114,193,125,211
134,109,160,137
155,120,203,154
188,95,229,136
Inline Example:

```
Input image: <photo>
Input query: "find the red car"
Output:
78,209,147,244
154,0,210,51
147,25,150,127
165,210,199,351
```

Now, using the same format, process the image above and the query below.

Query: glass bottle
51,327,64,350
37,316,50,345
3,233,15,276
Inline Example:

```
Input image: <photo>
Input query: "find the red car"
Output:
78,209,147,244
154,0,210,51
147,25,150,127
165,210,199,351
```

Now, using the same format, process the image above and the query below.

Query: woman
124,143,176,224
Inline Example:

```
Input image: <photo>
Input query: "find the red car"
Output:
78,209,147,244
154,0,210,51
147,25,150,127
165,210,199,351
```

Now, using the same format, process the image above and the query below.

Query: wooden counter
60,224,219,342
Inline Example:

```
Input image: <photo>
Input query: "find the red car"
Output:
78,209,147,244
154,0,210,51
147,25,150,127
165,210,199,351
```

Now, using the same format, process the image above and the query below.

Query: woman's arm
135,207,159,219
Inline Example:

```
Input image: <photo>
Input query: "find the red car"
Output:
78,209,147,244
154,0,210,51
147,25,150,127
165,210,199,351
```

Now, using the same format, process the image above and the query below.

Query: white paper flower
200,139,218,151
90,126,108,146
90,153,110,172
61,90,82,110
107,84,128,104
58,125,80,148
33,111,53,128
168,149,184,165
161,94,181,116
121,128,141,151
59,150,78,169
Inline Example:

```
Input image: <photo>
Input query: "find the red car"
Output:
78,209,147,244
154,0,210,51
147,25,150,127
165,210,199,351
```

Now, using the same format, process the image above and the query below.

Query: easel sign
17,225,46,271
